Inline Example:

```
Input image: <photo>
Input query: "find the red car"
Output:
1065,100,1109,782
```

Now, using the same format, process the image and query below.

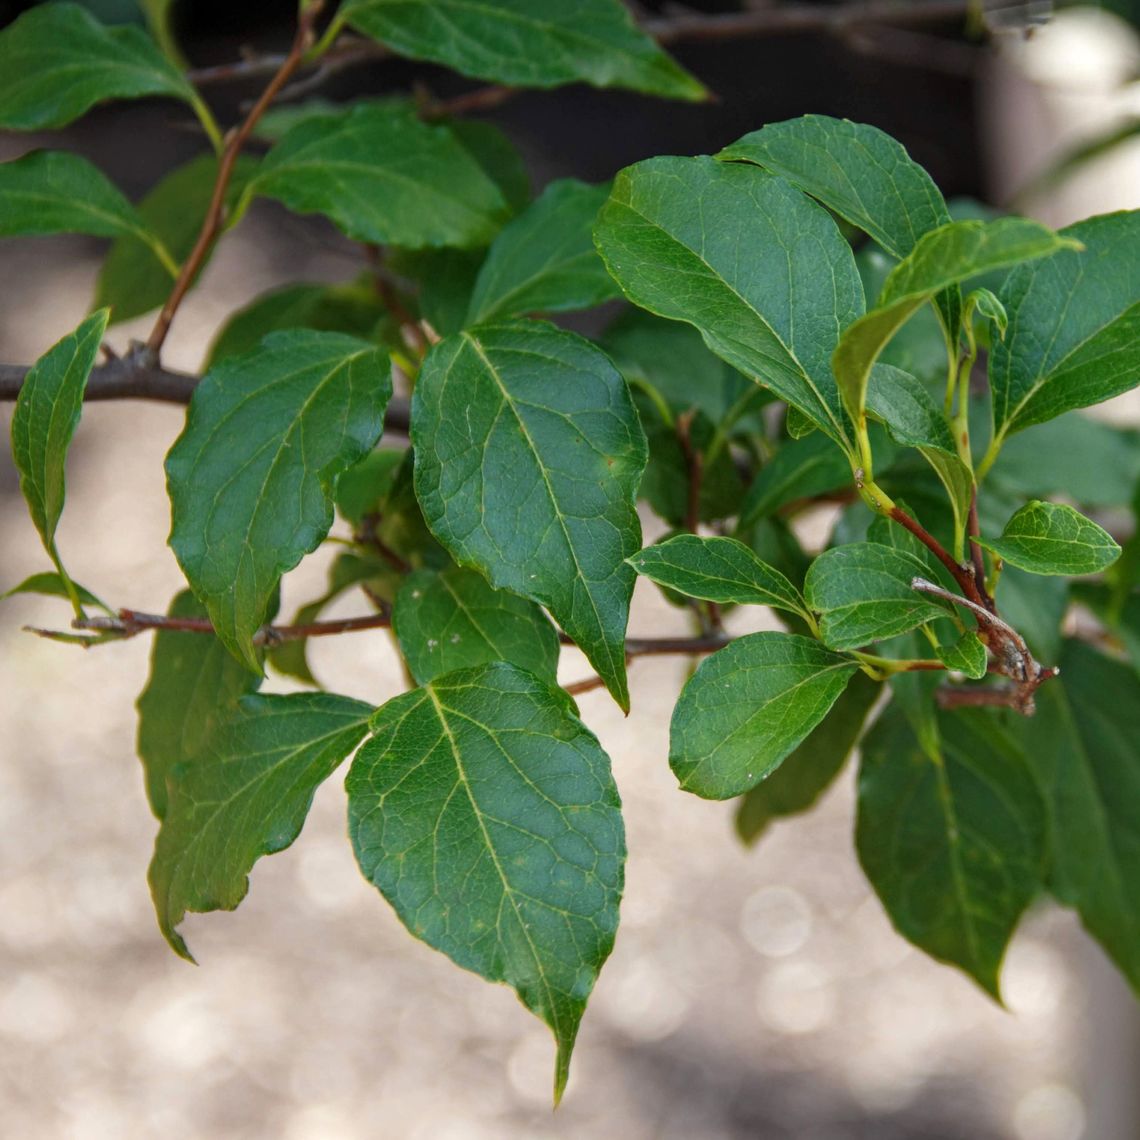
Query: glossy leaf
595,156,863,446
394,566,560,684
0,2,195,130
991,211,1140,439
347,662,624,1101
804,542,950,650
857,703,1046,997
738,434,852,529
340,0,705,101
669,632,859,800
466,180,619,324
1016,641,1140,992
10,310,108,587
250,102,511,249
979,501,1121,576
627,534,808,617
736,670,880,844
150,693,372,959
934,631,987,679
411,322,646,710
96,154,258,324
166,331,391,672
136,590,261,818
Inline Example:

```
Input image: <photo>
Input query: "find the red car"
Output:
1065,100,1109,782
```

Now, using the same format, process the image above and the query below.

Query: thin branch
147,2,327,358
966,489,995,612
624,634,731,657
889,504,984,605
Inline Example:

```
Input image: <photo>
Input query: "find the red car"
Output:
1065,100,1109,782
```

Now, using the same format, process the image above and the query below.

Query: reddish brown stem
967,490,994,611
888,505,985,605
146,2,326,357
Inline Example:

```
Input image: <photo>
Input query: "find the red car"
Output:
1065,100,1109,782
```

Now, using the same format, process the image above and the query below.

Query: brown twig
146,2,327,358
966,489,994,612
888,504,985,605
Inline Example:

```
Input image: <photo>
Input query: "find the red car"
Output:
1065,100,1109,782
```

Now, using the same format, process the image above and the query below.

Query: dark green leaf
411,322,646,710
594,156,863,446
136,590,261,818
390,247,486,337
347,662,624,1102
736,670,879,844
340,0,705,101
150,692,372,959
934,631,987,679
95,154,258,324
447,119,531,214
804,543,949,650
466,180,619,324
857,702,1046,997
627,534,807,617
10,310,108,590
991,211,1140,440
980,501,1121,575
669,632,859,800
865,364,955,453
250,102,511,249
334,448,405,527
737,434,852,529
0,2,196,129
394,566,560,684
995,566,1067,664
166,331,391,671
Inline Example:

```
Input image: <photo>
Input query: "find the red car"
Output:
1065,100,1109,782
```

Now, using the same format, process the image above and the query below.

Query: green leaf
979,501,1121,576
857,703,1046,997
95,154,258,324
833,218,1074,434
340,0,705,101
804,542,950,650
0,150,154,246
10,310,109,597
0,2,195,130
735,670,879,844
150,692,372,960
389,246,486,337
394,566,560,684
1,571,109,611
934,631,987,679
447,119,531,214
466,180,619,324
166,330,391,672
206,280,389,369
594,156,864,446
249,102,511,249
411,322,646,711
995,566,1068,664
333,448,405,527
737,433,852,529
1015,641,1140,992
669,632,859,800
137,0,185,66
626,534,808,617
136,590,261,819
991,211,1140,440
347,662,624,1102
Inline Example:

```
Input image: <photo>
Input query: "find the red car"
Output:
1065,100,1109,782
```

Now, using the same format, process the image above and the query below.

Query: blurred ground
2,11,1140,1138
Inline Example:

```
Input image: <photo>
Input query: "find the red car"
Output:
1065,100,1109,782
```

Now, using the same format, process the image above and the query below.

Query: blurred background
1,1,1139,1136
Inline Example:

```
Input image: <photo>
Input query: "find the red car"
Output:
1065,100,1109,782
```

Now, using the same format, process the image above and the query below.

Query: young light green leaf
1,572,109,612
991,211,1140,441
669,632,859,800
150,692,373,960
627,534,808,617
136,590,262,818
0,150,155,245
1015,641,1140,993
10,310,109,596
394,566,560,684
857,703,1046,998
979,501,1121,576
166,330,391,672
347,662,624,1102
95,154,258,324
411,322,647,711
934,631,987,679
737,434,852,529
833,218,1074,432
0,2,196,130
735,670,880,844
137,0,185,66
466,180,619,324
340,0,705,101
249,102,511,249
594,156,863,447
804,542,950,650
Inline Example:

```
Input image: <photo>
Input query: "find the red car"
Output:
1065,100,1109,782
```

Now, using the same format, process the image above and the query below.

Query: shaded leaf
334,448,405,527
995,566,1068,664
979,501,1120,576
447,119,531,214
347,661,624,1101
411,322,646,710
669,632,859,800
934,631,987,679
166,331,391,671
738,434,852,529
